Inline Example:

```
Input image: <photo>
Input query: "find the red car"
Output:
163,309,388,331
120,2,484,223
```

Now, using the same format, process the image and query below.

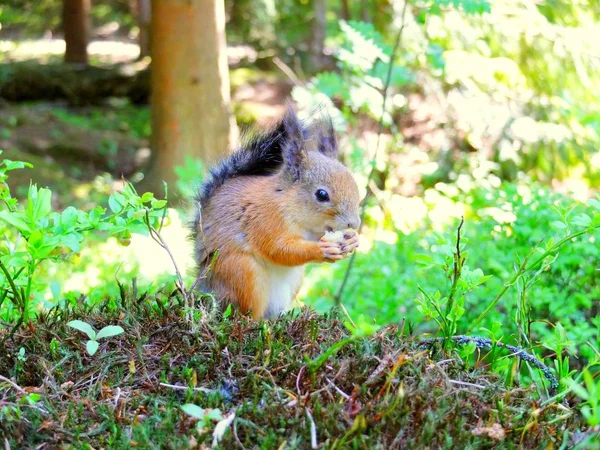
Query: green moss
0,295,589,449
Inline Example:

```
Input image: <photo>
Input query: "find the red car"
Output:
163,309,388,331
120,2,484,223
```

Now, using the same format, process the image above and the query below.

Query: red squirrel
192,106,360,319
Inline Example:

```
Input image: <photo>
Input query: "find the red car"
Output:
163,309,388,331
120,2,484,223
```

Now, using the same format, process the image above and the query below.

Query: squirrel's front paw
318,240,346,262
340,229,359,255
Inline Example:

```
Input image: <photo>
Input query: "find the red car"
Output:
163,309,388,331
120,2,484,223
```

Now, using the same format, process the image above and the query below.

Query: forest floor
0,293,587,449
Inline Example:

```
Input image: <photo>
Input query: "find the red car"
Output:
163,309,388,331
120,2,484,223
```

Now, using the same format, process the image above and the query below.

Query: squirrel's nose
347,216,360,230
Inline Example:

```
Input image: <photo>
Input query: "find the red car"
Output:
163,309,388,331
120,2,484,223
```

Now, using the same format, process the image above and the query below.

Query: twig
143,210,193,323
335,0,411,305
296,365,306,397
0,375,27,395
444,217,465,322
419,335,560,396
0,259,26,346
273,56,304,87
233,419,248,450
448,379,486,389
305,408,318,449
158,382,214,393
325,377,351,399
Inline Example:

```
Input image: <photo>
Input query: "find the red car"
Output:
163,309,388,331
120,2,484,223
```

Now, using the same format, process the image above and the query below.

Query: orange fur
194,109,360,319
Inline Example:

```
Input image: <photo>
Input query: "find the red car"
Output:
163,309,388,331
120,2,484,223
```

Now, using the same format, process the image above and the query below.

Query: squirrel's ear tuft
314,115,338,159
281,104,306,182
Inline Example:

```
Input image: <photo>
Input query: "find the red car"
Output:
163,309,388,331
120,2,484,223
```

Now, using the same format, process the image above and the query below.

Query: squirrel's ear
281,105,306,182
314,115,338,159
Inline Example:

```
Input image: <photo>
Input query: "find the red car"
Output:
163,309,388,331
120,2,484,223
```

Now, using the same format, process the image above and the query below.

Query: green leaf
223,304,232,319
0,210,32,234
563,378,590,400
86,340,99,356
67,320,96,339
30,187,52,222
88,206,105,224
50,281,61,300
551,221,567,230
181,404,206,419
151,199,167,209
434,0,491,15
108,194,124,214
371,64,415,87
96,325,124,340
2,159,33,171
61,234,81,252
25,393,41,404
312,72,350,100
205,408,224,421
28,230,44,248
60,206,78,228
141,192,154,203
572,213,592,228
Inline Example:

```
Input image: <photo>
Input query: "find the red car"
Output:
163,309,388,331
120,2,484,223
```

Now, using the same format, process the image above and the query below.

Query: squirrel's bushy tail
195,108,303,209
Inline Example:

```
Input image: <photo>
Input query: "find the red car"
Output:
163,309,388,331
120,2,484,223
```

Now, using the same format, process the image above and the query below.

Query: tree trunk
148,0,236,192
137,0,151,58
310,0,327,72
341,0,350,20
63,0,90,65
360,0,371,23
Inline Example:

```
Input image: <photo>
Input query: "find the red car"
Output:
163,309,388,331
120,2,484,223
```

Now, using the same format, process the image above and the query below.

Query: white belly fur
261,263,304,318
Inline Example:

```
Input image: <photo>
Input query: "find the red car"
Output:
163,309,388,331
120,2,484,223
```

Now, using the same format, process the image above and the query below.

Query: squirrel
192,105,360,319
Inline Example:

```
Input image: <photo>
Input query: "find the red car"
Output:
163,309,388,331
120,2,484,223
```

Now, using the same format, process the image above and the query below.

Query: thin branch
0,259,23,308
335,0,411,305
272,56,304,87
325,377,351,399
420,335,560,396
0,259,26,346
448,379,486,389
158,382,214,393
445,217,465,319
305,408,318,449
0,375,27,395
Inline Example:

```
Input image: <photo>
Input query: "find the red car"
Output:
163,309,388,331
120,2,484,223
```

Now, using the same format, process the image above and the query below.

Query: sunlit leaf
86,340,99,356
96,325,124,340
67,320,96,340
181,404,206,419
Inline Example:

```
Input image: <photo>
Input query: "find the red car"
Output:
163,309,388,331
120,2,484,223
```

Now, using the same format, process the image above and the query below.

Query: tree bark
137,0,151,58
360,0,371,22
310,0,327,72
63,0,90,65
148,0,236,192
341,0,350,20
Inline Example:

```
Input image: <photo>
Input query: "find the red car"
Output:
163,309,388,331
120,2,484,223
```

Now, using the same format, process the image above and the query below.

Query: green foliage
180,404,225,433
66,320,124,355
173,156,204,201
0,154,170,342
565,369,600,428
305,181,600,390
49,103,151,139
428,0,491,15
294,19,416,128
0,0,134,37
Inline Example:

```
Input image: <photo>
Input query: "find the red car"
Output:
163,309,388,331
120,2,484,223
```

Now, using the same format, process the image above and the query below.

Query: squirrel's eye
315,189,330,202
